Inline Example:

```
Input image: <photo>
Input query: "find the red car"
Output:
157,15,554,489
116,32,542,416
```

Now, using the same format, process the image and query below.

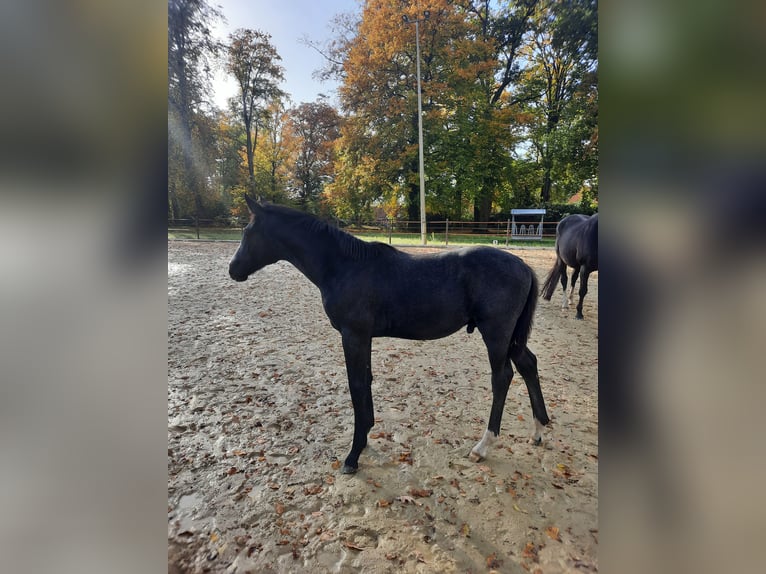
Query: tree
227,29,285,197
455,0,540,222
287,101,341,213
522,0,597,203
168,0,223,221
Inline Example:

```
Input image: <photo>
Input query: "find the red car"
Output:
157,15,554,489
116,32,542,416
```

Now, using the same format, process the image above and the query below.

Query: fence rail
168,217,562,245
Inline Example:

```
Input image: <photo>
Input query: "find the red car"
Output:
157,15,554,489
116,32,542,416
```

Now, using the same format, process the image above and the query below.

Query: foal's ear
244,194,263,215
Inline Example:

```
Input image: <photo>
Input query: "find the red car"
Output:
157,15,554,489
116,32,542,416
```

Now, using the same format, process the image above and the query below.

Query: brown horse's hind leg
568,267,580,307
575,266,590,320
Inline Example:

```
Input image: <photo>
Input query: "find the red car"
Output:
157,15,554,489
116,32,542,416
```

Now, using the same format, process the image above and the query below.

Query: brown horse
541,213,598,319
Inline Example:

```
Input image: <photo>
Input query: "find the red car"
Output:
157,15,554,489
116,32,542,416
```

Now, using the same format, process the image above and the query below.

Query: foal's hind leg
510,345,550,443
469,339,514,462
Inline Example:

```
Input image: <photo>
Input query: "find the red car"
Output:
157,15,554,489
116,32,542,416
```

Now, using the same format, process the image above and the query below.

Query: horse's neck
271,223,338,289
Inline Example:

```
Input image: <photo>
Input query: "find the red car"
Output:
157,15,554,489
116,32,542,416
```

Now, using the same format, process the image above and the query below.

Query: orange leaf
522,541,538,559
545,526,561,541
275,502,285,515
486,552,501,568
408,487,432,498
331,460,341,470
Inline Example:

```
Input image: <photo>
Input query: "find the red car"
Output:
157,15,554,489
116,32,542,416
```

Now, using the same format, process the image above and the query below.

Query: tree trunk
473,186,492,225
540,169,552,203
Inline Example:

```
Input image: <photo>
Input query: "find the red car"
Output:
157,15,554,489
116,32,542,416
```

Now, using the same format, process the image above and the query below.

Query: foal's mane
263,204,397,261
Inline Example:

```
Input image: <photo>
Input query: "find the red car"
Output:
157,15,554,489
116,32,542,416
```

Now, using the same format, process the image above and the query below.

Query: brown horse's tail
540,257,565,301
511,270,539,350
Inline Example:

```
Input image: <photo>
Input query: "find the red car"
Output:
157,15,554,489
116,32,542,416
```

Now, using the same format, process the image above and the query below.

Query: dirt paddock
168,240,598,573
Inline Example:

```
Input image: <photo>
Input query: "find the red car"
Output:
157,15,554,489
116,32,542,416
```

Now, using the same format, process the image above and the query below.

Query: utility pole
403,10,430,245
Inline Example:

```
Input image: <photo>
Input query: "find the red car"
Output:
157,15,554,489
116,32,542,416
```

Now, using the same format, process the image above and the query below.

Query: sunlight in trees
168,0,597,225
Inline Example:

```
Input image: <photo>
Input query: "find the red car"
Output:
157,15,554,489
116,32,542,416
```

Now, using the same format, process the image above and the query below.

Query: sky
211,0,361,109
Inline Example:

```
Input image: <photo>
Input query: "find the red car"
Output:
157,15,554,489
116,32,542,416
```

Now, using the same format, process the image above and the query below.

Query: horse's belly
374,307,468,340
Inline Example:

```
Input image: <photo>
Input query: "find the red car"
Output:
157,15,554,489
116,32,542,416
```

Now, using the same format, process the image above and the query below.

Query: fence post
445,218,449,246
195,216,200,240
388,218,393,244
505,218,511,247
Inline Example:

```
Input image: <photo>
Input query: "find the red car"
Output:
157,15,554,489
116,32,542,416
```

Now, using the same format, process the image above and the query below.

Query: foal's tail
511,270,539,350
540,257,564,301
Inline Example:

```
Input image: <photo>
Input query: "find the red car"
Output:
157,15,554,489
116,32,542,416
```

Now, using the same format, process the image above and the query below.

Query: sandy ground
168,240,598,573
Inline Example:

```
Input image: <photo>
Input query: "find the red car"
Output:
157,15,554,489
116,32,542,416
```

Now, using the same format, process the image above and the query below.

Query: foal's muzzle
229,263,248,282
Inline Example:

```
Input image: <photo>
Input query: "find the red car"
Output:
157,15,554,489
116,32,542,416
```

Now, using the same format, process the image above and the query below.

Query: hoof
468,451,483,463
341,464,358,475
575,315,584,320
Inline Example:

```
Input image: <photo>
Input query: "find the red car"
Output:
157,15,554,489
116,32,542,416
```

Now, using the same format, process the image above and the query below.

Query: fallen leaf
409,487,432,498
377,499,390,508
478,465,491,473
385,552,399,561
522,541,538,559
303,484,323,495
232,449,247,456
396,495,421,506
486,552,501,568
397,451,413,465
459,523,471,537
545,526,561,541
275,503,285,515
331,460,341,470
517,414,525,421
513,504,528,514
343,540,366,551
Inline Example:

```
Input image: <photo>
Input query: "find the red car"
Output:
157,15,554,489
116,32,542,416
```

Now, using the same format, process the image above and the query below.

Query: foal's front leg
340,330,374,474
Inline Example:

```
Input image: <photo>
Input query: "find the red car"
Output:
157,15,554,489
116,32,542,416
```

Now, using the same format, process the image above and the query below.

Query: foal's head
228,196,278,282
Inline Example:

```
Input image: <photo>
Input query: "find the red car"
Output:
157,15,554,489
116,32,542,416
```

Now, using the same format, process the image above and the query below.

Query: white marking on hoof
470,429,494,462
561,293,569,308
